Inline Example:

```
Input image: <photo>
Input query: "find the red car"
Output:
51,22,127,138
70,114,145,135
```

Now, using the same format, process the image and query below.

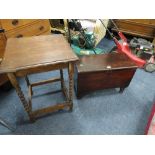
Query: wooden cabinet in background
112,19,155,40
0,19,51,86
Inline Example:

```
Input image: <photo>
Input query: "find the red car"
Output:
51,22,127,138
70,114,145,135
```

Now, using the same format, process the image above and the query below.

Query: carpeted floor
0,67,155,135
0,36,155,135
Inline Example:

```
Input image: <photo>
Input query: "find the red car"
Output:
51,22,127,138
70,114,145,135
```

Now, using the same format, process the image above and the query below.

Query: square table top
0,34,78,73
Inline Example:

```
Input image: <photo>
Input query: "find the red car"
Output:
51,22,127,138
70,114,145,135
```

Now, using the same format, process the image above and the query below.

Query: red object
145,103,155,134
114,32,146,68
118,32,127,42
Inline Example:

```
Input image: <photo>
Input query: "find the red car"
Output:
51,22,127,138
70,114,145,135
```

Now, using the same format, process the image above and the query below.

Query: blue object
71,44,105,56
96,37,116,52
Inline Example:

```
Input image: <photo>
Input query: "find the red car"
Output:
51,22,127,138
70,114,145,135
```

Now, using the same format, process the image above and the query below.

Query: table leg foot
29,116,36,123
119,87,125,93
69,103,73,111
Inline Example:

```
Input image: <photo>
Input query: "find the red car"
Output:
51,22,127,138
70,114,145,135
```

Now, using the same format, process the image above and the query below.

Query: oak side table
0,35,78,122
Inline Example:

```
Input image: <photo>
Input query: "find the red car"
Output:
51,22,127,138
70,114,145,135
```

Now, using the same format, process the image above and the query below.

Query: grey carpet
0,68,155,135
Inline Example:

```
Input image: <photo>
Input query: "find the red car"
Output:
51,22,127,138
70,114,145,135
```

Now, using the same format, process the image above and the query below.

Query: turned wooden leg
25,75,30,86
7,73,34,121
60,69,69,102
25,75,33,95
24,75,33,117
60,69,64,90
68,63,74,111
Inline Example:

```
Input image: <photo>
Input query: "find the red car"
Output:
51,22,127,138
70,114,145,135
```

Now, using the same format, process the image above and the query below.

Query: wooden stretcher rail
31,102,71,118
31,77,61,87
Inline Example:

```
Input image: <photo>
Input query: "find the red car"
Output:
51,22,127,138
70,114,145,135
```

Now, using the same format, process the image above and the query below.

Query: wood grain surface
77,52,137,73
0,34,78,73
75,52,137,98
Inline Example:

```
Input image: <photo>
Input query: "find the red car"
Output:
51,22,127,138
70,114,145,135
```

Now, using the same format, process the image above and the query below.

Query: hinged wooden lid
77,52,137,73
